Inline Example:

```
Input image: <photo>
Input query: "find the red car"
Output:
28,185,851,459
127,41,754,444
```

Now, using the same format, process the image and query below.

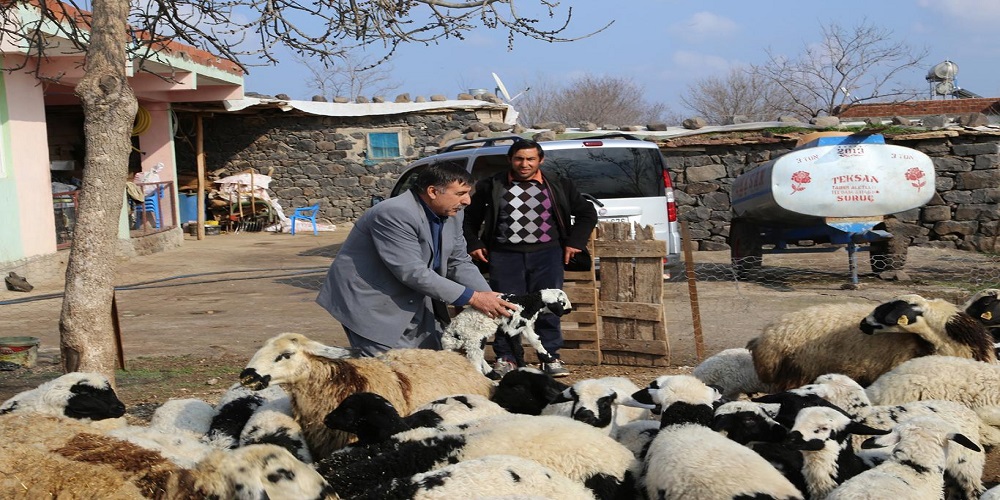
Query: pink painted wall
6,59,57,259
136,102,177,225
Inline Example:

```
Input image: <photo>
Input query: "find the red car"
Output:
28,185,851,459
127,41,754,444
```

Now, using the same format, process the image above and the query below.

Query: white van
386,134,682,271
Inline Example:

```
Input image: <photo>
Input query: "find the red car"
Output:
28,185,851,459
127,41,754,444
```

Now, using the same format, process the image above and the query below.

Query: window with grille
368,132,401,159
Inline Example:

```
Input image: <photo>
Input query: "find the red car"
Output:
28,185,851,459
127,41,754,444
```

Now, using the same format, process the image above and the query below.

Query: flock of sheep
0,287,998,499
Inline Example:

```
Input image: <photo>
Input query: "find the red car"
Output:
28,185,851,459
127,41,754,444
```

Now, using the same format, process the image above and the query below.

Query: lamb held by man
440,288,572,378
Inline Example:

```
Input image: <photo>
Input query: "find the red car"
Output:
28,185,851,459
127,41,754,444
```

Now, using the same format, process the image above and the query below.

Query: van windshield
542,147,665,198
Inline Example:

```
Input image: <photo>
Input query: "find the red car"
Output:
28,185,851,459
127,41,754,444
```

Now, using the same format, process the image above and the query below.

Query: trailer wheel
869,222,908,273
730,219,763,278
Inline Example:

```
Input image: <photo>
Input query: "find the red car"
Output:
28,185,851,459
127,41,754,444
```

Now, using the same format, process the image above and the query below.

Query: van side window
542,148,665,198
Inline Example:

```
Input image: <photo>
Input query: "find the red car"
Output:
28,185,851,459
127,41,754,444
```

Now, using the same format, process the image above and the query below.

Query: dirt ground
2,228,999,484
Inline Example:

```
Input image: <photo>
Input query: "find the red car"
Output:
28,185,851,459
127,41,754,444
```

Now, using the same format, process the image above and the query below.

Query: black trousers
488,246,564,364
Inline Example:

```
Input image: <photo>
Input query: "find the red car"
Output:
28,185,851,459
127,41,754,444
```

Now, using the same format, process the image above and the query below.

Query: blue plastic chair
134,185,162,229
289,204,320,235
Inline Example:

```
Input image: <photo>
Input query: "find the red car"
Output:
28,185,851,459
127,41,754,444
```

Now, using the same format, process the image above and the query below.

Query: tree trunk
59,0,137,382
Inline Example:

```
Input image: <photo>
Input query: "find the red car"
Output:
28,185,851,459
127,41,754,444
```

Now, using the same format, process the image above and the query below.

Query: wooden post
681,222,704,362
111,291,125,370
196,114,206,240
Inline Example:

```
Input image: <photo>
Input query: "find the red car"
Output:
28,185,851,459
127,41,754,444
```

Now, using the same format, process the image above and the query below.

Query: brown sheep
239,332,495,458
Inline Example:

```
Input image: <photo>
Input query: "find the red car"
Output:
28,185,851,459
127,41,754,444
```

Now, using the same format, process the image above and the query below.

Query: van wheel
730,219,762,278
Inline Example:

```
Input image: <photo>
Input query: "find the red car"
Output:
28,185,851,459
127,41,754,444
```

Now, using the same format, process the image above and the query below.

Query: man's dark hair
412,162,474,192
507,139,545,160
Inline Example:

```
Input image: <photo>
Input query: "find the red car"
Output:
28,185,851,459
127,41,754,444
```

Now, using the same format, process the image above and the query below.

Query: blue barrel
178,193,200,224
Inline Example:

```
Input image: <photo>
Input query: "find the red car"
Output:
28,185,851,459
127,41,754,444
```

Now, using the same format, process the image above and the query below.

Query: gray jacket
316,191,490,345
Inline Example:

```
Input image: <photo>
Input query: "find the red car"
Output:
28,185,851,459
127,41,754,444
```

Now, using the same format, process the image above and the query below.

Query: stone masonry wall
664,133,1000,254
182,108,501,223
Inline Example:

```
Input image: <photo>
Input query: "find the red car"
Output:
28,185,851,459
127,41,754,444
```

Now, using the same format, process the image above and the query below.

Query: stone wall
180,108,502,223
664,133,1000,254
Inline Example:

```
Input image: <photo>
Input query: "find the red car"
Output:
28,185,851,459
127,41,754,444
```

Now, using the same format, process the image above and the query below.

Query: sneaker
542,359,570,377
491,358,517,379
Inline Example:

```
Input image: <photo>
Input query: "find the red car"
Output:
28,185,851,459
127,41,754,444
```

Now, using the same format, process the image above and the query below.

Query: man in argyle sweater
463,139,597,377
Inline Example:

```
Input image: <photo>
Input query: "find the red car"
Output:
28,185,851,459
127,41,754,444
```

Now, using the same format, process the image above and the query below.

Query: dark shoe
5,272,32,292
492,358,517,378
542,359,569,377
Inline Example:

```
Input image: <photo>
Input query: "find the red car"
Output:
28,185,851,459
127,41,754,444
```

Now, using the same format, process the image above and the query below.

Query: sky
241,0,1000,117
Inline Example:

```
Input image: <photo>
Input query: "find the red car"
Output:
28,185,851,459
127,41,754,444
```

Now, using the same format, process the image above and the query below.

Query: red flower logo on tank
905,167,927,192
790,170,811,194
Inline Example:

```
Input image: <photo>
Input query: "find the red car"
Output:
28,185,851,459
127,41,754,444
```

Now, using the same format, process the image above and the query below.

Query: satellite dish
926,60,959,82
492,72,512,101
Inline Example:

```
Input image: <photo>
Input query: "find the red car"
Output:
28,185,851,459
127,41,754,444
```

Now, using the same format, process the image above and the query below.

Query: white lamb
542,376,650,435
692,347,774,398
149,398,216,439
627,375,803,500
826,416,981,500
440,288,572,377
239,408,313,463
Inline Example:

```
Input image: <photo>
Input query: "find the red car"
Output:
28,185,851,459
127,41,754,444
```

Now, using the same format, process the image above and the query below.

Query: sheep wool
692,347,774,398
866,355,1000,411
239,332,495,457
542,376,649,435
748,301,935,390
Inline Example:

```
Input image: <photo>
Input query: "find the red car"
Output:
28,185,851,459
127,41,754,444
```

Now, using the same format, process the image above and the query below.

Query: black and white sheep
860,293,996,362
627,375,804,500
406,393,509,430
963,288,1000,353
238,332,496,458
825,416,981,500
774,372,989,499
783,405,888,499
440,288,572,377
748,294,994,391
149,398,216,439
204,382,291,449
542,376,650,435
359,455,598,500
711,400,808,495
239,408,313,463
316,392,637,500
0,372,126,421
490,366,570,415
692,347,775,399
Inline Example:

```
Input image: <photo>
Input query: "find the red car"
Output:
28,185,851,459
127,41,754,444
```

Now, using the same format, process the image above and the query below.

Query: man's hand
564,246,584,265
470,248,489,263
468,291,514,319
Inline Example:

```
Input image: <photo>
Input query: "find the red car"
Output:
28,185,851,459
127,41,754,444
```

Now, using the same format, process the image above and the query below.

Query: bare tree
681,66,800,123
753,20,927,118
299,51,402,102
519,74,673,127
0,0,608,381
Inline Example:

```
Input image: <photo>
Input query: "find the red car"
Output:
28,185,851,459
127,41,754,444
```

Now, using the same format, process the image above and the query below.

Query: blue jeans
488,247,564,363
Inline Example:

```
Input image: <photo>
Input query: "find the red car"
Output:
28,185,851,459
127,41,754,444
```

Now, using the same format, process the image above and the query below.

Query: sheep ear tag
896,315,909,326
983,312,993,321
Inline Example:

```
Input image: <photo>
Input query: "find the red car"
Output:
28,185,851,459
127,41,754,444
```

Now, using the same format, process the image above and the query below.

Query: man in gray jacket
317,163,512,356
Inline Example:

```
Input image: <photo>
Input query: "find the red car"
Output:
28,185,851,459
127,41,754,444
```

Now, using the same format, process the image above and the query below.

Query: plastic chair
135,185,162,229
289,204,320,235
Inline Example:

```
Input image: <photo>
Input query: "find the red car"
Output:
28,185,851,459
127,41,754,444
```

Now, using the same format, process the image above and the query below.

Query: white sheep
440,288,572,377
407,393,509,429
364,455,598,500
692,347,774,398
239,332,496,457
611,419,659,459
865,355,1000,431
149,398,216,439
0,372,126,421
316,394,637,500
107,424,217,468
860,293,996,362
826,416,981,500
542,376,650,435
628,375,804,500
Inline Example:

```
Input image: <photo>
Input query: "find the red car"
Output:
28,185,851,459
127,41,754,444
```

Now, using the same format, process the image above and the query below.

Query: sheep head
963,289,1000,328
0,372,125,420
240,333,354,390
539,288,572,316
